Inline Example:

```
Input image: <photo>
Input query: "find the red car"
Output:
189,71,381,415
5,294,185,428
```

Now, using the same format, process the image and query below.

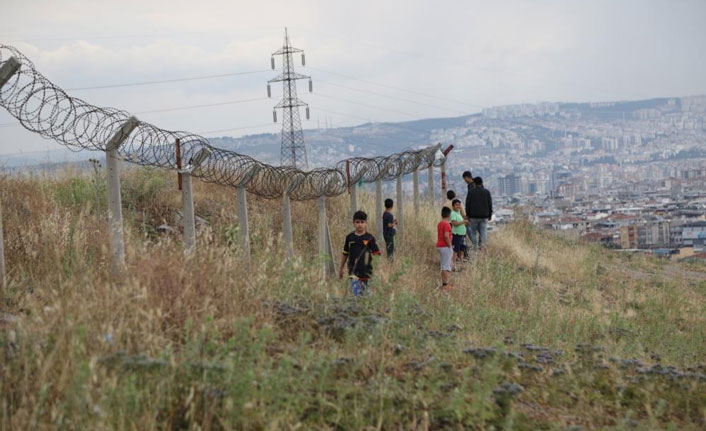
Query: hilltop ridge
1,168,705,429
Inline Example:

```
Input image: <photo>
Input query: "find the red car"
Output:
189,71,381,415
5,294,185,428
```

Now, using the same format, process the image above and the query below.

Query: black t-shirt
382,212,395,236
342,232,381,280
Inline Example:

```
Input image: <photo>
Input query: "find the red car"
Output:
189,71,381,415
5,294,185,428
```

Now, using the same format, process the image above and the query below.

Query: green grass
1,168,705,430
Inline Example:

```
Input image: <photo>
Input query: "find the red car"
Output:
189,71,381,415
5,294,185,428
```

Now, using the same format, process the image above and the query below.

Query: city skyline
1,0,705,155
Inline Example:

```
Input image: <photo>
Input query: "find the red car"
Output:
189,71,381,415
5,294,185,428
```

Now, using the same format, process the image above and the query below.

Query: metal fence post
440,161,447,206
350,181,358,216
105,117,139,280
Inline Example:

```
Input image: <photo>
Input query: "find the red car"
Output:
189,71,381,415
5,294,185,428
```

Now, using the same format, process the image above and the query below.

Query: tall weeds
1,167,704,430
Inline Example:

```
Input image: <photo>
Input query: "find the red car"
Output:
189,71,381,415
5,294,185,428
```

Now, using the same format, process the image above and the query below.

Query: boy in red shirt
436,207,454,289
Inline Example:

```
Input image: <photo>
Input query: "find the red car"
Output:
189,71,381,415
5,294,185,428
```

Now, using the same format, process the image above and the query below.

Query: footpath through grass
1,169,705,430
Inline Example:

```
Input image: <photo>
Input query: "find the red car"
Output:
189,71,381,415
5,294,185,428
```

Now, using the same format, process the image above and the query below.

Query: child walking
450,199,468,268
382,198,397,259
436,207,454,289
339,210,381,296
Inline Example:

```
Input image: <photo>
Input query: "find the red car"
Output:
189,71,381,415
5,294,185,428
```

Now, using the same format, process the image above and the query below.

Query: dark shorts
452,234,465,252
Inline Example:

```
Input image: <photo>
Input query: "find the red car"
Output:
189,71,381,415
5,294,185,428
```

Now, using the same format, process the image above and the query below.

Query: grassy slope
1,168,705,430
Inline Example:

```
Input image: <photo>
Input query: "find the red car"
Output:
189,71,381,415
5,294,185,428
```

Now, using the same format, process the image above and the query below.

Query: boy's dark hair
462,171,473,179
441,207,451,218
451,199,461,206
353,210,368,221
384,198,394,209
446,190,455,200
473,176,483,186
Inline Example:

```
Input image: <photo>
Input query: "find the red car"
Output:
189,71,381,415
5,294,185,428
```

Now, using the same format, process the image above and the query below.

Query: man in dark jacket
462,171,474,256
465,176,492,249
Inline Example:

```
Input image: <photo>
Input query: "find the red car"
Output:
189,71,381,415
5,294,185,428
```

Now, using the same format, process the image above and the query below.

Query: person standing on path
465,176,492,250
339,210,381,296
382,198,397,259
445,189,469,261
462,171,475,251
450,199,468,268
436,207,454,289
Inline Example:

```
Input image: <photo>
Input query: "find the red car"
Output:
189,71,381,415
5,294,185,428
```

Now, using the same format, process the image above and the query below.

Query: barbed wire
337,145,443,184
0,45,442,201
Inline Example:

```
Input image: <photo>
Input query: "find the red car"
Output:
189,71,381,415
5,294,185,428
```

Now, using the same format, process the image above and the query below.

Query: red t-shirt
436,220,452,248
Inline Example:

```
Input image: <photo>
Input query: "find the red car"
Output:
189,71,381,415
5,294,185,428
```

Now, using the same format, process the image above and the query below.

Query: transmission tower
267,28,313,169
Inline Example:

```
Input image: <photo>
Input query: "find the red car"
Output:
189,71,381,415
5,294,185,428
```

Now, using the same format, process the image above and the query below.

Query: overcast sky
1,0,705,155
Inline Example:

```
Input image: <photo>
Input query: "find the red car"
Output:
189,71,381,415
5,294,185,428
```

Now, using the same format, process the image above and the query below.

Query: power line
135,97,267,115
311,106,374,123
316,79,467,116
3,30,213,43
197,123,274,135
305,65,483,110
310,92,424,119
65,69,270,91
297,28,646,101
0,96,268,128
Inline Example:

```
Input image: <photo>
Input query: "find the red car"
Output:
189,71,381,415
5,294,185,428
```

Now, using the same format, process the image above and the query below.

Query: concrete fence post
396,174,404,241
0,201,5,294
182,173,196,254
180,148,211,255
0,57,21,293
283,174,304,261
413,169,419,216
375,179,383,240
236,185,249,258
428,165,434,208
318,195,335,278
282,192,294,260
234,165,260,259
0,57,21,88
105,116,139,280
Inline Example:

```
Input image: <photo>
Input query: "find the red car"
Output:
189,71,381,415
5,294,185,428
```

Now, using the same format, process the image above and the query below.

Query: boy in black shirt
382,198,397,259
338,210,381,296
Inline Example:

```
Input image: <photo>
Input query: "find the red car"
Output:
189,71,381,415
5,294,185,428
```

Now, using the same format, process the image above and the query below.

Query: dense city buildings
434,96,706,260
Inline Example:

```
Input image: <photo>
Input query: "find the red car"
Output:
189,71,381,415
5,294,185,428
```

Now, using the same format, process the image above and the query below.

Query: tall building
498,174,522,196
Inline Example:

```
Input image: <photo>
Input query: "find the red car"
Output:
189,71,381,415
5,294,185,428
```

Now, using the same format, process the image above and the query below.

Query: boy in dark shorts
382,198,397,259
338,210,381,296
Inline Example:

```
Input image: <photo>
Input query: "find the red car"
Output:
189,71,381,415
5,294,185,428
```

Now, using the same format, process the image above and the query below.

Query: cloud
1,0,705,155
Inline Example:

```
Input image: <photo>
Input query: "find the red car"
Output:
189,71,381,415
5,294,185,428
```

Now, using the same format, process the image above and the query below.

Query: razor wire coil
1,45,443,201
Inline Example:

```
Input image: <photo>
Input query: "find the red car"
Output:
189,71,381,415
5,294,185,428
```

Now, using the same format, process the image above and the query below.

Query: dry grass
1,167,705,430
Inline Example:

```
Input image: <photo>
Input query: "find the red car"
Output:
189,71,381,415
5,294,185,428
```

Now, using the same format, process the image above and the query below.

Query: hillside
5,94,705,172
1,167,706,430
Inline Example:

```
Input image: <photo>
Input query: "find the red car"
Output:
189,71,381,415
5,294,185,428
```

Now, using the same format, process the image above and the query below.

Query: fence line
0,45,448,279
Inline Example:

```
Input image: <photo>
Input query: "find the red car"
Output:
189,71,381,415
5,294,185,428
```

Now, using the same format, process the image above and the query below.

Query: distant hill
3,95,704,170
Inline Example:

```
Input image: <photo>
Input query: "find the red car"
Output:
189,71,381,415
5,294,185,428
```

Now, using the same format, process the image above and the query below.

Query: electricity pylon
267,28,313,169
